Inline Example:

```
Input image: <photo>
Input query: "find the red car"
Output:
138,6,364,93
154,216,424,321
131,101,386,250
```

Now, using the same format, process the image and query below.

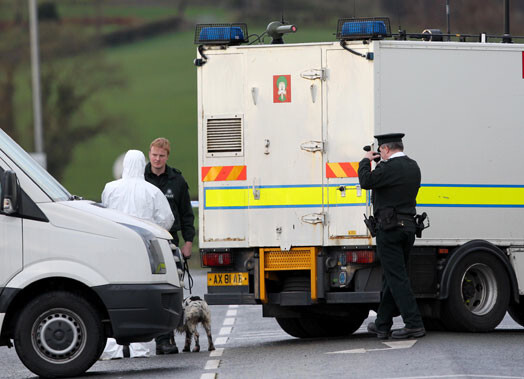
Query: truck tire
299,310,367,338
442,252,510,332
14,291,105,378
508,296,524,327
276,317,310,338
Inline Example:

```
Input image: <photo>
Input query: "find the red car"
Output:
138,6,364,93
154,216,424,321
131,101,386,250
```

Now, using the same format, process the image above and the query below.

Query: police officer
145,137,195,354
145,137,195,258
358,133,425,340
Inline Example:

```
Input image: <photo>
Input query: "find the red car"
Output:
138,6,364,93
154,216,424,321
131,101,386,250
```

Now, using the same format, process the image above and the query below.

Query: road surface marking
204,360,220,370
214,336,228,345
210,347,224,357
382,376,524,379
203,304,239,377
219,327,232,335
326,340,417,354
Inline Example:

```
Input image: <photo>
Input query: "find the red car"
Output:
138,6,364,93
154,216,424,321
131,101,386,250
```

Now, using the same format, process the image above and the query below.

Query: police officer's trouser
374,227,424,331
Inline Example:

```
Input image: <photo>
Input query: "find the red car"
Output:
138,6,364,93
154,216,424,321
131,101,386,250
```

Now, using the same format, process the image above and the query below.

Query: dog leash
182,259,194,294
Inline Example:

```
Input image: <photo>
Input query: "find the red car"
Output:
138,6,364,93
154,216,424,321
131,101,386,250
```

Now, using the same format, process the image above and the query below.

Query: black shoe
123,344,131,358
367,322,390,340
391,327,426,339
156,343,179,355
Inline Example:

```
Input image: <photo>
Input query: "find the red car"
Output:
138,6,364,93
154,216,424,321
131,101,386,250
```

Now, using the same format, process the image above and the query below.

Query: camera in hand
363,145,381,163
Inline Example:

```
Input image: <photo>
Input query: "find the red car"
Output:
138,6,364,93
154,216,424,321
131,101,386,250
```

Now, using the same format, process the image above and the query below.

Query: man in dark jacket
145,137,195,355
358,133,425,340
145,137,195,258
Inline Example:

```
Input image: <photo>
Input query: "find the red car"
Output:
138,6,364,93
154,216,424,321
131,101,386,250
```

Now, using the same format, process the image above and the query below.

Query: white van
0,128,183,378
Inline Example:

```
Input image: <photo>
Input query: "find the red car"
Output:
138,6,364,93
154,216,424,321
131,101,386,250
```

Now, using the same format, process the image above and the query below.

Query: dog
177,296,215,352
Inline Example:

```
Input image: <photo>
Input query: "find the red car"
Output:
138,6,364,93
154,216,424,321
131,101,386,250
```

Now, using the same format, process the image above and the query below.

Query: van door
325,47,374,242
245,46,324,249
0,166,23,289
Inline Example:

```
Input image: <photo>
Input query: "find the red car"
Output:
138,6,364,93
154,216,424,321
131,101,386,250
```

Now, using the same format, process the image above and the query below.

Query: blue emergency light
336,17,391,41
195,23,248,45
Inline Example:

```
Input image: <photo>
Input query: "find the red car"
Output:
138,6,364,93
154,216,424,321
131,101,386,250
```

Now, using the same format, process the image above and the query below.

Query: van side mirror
1,170,20,214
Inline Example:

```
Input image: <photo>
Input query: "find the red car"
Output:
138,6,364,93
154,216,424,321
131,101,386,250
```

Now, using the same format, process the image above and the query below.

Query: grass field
60,25,337,202
62,30,199,201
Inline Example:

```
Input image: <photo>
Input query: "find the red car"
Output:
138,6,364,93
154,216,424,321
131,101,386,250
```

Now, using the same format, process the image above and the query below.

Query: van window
0,131,70,201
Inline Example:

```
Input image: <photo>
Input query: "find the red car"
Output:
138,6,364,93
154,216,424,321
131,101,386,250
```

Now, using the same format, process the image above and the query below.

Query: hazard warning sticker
273,75,291,103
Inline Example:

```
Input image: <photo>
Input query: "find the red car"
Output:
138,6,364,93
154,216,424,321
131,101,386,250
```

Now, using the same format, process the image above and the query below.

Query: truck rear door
244,45,324,249
324,47,374,242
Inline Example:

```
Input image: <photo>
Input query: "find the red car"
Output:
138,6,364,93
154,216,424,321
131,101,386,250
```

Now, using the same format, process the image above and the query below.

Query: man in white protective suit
100,149,174,359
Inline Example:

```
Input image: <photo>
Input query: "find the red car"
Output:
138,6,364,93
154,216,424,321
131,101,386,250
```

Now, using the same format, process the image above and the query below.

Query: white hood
101,150,174,231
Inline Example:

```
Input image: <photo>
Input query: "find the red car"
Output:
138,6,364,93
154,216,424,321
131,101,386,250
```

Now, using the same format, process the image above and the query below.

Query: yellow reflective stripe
418,186,524,206
249,187,323,206
205,186,367,208
326,186,367,205
205,188,248,208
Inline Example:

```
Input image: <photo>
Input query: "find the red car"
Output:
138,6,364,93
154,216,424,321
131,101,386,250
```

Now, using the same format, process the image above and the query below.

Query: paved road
2,270,524,379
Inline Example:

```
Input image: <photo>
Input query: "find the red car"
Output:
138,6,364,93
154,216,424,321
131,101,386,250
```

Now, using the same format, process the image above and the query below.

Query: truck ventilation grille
206,117,243,155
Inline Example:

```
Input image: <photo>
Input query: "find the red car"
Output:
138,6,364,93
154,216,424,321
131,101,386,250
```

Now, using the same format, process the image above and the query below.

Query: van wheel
442,252,509,332
508,296,524,327
14,291,105,378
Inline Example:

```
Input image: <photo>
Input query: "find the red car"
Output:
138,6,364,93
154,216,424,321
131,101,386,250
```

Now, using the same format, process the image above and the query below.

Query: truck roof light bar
336,17,391,41
194,23,249,46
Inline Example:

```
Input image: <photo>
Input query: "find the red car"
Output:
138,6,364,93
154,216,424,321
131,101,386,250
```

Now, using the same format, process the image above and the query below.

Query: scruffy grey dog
177,296,215,352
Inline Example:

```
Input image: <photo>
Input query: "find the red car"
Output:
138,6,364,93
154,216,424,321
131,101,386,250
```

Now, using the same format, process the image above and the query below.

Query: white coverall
102,149,174,230
100,149,174,359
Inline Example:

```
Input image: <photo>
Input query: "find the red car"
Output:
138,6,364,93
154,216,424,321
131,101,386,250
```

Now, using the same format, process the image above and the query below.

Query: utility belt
363,208,429,237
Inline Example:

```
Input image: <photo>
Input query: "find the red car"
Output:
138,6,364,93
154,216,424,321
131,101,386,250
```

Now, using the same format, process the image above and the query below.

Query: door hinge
300,140,324,153
302,213,325,225
301,68,326,81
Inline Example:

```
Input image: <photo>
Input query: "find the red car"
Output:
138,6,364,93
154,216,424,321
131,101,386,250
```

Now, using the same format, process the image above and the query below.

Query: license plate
208,272,249,286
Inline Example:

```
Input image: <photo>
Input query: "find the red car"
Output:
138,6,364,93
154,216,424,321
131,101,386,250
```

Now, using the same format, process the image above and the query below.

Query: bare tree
0,10,126,181
37,23,126,180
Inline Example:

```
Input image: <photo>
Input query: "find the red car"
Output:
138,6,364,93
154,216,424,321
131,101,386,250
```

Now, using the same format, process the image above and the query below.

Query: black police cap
374,133,405,146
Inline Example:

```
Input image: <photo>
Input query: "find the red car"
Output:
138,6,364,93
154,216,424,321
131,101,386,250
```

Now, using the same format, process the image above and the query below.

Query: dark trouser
156,235,180,346
375,227,424,331
155,331,174,346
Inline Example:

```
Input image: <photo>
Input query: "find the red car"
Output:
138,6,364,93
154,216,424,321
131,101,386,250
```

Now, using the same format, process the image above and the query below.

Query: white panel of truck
199,52,248,246
375,41,524,245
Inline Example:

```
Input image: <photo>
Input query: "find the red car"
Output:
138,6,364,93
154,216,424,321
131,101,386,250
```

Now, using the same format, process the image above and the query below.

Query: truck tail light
346,250,375,264
202,252,232,267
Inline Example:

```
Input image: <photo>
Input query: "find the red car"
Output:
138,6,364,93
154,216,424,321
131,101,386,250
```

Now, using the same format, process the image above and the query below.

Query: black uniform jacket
358,155,421,217
145,162,195,244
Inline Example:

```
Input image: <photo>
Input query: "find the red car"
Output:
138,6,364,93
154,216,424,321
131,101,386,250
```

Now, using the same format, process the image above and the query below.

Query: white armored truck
0,129,183,377
195,18,524,337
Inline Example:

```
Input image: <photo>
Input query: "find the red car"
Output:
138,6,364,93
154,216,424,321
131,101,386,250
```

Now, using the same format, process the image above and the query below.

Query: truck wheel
442,252,509,332
276,317,310,338
299,311,367,338
508,296,524,327
14,291,105,378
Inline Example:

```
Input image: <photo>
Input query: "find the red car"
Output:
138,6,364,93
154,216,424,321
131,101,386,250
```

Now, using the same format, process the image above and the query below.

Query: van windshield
0,130,70,201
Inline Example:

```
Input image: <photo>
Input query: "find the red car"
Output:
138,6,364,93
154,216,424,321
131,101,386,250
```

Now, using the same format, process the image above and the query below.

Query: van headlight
120,223,167,275
145,239,167,275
